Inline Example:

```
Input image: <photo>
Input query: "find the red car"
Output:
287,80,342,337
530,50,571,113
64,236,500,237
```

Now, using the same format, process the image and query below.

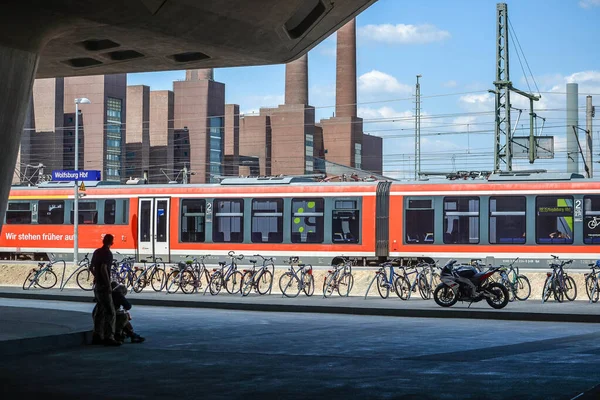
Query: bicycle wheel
323,272,336,298
225,270,243,294
585,275,599,303
501,276,516,302
394,276,411,300
22,269,36,290
209,271,223,295
150,268,166,292
418,274,431,300
514,275,531,301
564,276,577,301
376,273,390,299
241,271,254,297
553,278,564,303
180,270,197,294
76,268,94,291
165,270,181,294
279,272,301,298
542,276,552,303
256,270,273,295
337,272,353,297
132,270,146,293
36,269,58,289
303,274,315,296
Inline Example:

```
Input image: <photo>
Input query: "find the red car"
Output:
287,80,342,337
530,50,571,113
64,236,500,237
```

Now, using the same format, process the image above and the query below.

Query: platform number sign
206,202,213,223
574,199,583,222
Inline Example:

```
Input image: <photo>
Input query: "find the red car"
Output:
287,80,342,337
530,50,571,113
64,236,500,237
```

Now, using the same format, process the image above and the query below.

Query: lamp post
74,98,91,267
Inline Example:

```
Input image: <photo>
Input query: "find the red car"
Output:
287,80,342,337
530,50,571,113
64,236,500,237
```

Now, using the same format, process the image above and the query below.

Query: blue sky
128,0,600,179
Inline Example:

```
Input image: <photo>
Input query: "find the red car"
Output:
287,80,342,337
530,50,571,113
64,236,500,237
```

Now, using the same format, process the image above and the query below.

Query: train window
5,202,32,224
251,199,283,243
121,200,129,224
291,198,324,243
443,197,479,244
181,199,206,243
213,199,244,243
489,196,526,244
583,196,600,244
38,200,65,224
70,201,98,225
104,200,116,224
535,196,573,244
405,198,434,244
332,199,359,244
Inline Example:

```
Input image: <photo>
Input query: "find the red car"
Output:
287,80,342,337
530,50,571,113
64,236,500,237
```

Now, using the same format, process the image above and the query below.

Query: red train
2,172,599,268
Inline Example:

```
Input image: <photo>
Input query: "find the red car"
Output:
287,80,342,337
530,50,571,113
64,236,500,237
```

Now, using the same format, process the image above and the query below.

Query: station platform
1,285,599,334
0,304,90,356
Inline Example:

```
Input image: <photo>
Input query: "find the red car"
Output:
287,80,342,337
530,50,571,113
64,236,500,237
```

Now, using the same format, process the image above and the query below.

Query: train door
138,198,170,261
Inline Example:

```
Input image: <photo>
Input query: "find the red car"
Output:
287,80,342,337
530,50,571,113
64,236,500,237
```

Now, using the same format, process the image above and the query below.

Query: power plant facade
12,19,383,185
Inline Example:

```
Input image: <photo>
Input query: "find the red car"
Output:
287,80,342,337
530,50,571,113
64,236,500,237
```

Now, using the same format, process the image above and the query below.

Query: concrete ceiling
0,0,376,79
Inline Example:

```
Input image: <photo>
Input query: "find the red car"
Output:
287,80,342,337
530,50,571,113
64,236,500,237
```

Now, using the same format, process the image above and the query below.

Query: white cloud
579,0,600,8
358,106,412,121
565,70,600,84
442,80,458,88
458,93,494,112
451,116,478,132
358,70,412,95
358,23,450,44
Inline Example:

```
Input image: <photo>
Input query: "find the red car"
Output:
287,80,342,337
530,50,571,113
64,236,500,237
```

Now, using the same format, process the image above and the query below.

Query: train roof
10,171,599,192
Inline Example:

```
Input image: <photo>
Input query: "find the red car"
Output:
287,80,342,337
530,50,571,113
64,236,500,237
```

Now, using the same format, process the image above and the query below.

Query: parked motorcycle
433,260,509,309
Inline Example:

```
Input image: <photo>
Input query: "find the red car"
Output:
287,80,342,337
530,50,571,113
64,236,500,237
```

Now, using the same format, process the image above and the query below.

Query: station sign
52,170,101,181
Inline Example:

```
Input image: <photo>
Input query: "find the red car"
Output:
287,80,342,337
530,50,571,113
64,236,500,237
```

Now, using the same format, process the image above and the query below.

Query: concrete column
186,68,214,81
285,54,308,105
566,83,578,174
0,45,39,230
336,18,357,118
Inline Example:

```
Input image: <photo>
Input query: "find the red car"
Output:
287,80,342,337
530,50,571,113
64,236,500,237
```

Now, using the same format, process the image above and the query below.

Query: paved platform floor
0,304,90,356
2,286,600,323
0,298,599,399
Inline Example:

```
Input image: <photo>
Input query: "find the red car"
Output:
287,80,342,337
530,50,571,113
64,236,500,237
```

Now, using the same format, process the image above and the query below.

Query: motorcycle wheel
433,283,458,307
485,282,509,309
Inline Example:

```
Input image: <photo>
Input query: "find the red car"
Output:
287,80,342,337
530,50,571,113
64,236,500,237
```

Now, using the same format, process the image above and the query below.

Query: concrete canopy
1,0,376,78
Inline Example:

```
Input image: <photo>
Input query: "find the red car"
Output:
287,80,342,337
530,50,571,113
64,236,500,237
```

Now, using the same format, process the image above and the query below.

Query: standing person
90,234,120,346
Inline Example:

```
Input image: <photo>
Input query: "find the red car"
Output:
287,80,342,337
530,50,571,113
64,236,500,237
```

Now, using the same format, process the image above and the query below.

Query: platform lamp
74,97,91,267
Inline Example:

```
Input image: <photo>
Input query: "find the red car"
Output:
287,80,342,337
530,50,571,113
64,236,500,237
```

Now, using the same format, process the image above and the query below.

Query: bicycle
541,255,577,303
111,253,137,289
240,254,274,296
208,251,244,295
323,256,354,298
131,256,167,293
496,257,531,301
279,256,315,298
166,255,212,294
364,259,408,299
23,257,63,290
414,261,441,300
584,260,600,303
60,253,93,291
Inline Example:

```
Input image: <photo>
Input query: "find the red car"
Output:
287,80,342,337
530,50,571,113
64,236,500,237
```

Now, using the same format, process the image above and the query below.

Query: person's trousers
93,289,116,340
115,311,129,338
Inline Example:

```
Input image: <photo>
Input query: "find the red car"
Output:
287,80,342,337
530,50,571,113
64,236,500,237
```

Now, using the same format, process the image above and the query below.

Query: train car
2,172,599,269
387,171,600,269
0,177,378,266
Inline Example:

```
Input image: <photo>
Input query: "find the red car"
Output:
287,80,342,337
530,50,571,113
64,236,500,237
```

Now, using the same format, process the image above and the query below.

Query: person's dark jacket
91,245,113,290
111,284,132,311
